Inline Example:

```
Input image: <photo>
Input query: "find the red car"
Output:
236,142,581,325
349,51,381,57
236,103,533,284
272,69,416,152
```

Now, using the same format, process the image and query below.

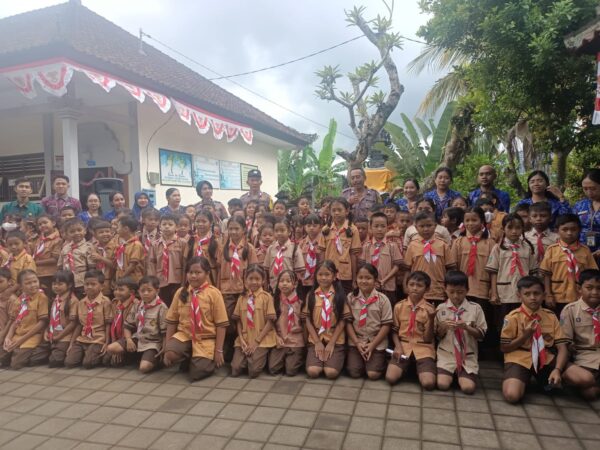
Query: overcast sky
0,0,440,150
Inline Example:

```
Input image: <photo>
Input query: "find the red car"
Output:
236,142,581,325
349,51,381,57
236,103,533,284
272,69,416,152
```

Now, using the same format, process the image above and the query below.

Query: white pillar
42,113,54,197
128,102,141,204
58,108,80,199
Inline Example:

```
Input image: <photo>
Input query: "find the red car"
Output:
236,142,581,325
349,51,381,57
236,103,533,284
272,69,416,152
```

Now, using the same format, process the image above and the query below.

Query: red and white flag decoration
594,52,600,125
2,59,253,145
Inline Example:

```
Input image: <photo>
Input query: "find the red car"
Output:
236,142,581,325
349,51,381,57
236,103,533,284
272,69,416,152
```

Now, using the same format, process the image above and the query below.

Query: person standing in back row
342,168,381,221
468,165,511,213
41,175,82,219
240,170,273,211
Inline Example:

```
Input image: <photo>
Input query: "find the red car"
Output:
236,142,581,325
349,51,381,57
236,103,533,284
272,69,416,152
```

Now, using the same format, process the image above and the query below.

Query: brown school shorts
306,344,345,371
389,354,437,375
437,367,478,383
164,338,192,360
346,347,387,375
115,338,159,363
503,360,556,386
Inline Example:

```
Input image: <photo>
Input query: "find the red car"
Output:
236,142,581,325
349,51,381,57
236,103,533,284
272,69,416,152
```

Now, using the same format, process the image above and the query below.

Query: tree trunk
554,148,570,190
504,125,526,197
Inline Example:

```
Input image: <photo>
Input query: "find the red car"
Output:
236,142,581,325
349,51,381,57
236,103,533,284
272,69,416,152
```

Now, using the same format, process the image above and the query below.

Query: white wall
0,115,43,155
136,101,280,209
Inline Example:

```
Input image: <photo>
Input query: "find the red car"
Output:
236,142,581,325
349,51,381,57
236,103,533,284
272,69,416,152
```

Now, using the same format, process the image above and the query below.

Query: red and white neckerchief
48,295,64,340
96,245,107,271
230,243,242,279
584,306,600,345
65,243,78,272
282,293,299,333
406,302,419,336
508,242,525,276
190,283,209,341
246,218,253,233
560,242,580,281
333,225,346,255
371,240,384,267
519,306,546,372
422,240,437,263
137,297,163,335
246,293,256,329
34,234,51,259
448,303,466,372
273,244,286,277
160,239,176,279
83,301,98,339
2,254,13,269
14,293,32,324
317,289,334,335
111,296,134,341
143,232,154,255
358,292,378,328
466,235,480,276
534,231,546,263
195,233,212,257
304,240,318,280
115,237,139,270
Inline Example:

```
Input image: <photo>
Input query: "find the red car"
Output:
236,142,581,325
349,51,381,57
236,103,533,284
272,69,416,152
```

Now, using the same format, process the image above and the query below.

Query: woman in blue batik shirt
388,178,420,213
423,167,461,222
573,169,600,257
515,170,570,228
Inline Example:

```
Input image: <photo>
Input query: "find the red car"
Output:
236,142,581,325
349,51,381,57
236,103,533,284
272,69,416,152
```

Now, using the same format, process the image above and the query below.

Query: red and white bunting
1,59,253,144
594,52,600,125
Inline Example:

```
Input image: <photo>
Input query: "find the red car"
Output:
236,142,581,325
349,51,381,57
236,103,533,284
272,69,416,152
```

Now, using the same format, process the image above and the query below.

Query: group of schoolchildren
0,184,599,405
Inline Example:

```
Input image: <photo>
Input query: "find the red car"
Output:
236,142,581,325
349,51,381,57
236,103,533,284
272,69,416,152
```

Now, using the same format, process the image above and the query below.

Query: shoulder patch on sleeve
502,318,509,329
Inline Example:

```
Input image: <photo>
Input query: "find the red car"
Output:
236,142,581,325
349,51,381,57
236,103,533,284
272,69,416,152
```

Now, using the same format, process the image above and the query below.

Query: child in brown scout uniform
114,216,145,283
148,214,186,306
0,269,17,341
0,270,48,369
255,224,274,266
560,269,600,400
404,212,454,306
64,270,113,369
231,265,277,377
90,221,116,298
298,214,322,301
355,217,369,246
525,201,558,264
303,260,352,379
360,212,402,304
540,214,598,316
163,257,229,381
435,271,487,394
32,214,62,297
189,210,221,283
318,197,362,295
105,277,138,366
501,276,568,403
386,271,437,390
346,264,393,380
141,208,161,255
3,231,37,283
263,218,305,292
268,270,306,376
441,207,465,244
403,198,451,249
108,276,167,373
57,218,94,298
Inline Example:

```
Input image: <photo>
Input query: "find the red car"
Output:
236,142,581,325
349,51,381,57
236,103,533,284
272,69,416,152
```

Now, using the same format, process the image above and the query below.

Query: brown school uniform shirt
435,299,487,374
539,241,598,304
485,239,538,304
403,224,451,249
191,234,221,268
5,250,36,283
148,237,187,287
359,239,402,291
217,240,258,294
115,237,145,282
404,239,454,301
525,229,559,263
0,294,17,332
0,247,9,268
263,239,305,290
347,290,393,350
125,297,168,352
9,290,48,349
500,305,567,369
91,240,116,296
274,292,305,348
299,236,321,287
450,234,495,300
32,231,63,277
57,240,94,288
560,299,600,370
141,228,160,254
489,212,507,242
166,285,229,359
75,294,113,345
255,242,269,266
392,298,435,360
233,289,277,348
318,220,361,281
48,294,79,343
301,288,352,345
110,297,138,339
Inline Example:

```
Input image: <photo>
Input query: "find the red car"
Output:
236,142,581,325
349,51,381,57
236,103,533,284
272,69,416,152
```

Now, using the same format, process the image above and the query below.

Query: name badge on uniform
585,231,599,248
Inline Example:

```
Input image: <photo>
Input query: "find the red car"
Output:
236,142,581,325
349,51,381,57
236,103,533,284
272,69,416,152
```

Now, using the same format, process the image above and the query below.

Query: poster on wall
193,156,221,189
159,148,193,186
219,160,242,190
240,163,258,190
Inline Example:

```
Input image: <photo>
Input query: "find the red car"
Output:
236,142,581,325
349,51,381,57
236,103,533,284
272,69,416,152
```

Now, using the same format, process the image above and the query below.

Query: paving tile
348,416,384,435
0,429,21,446
342,432,382,450
157,397,197,413
384,419,421,439
188,400,226,417
3,413,46,432
582,440,600,450
538,436,584,450
132,395,169,411
72,443,110,450
272,380,304,395
175,386,210,399
31,400,71,416
140,411,182,429
235,421,276,442
1,433,48,450
357,388,389,403
523,392,554,405
117,427,163,448
6,398,46,413
249,406,286,424
455,397,489,412
245,379,276,392
353,401,387,418
170,414,212,433
334,377,364,388
31,386,69,400
80,390,117,405
498,431,542,450
562,407,600,424
382,437,420,450
391,381,422,393
553,395,591,409
189,376,221,387
269,424,310,446
102,380,135,393
152,383,185,397
58,388,94,402
458,411,494,429
261,393,295,408
389,392,421,406
57,420,103,440
489,400,527,417
87,424,134,445
422,394,455,410
328,386,360,400
264,444,301,450
36,437,79,450
186,434,228,450
422,423,459,444
493,415,534,433
320,399,355,414
110,408,153,427
281,409,317,427
217,377,249,390
0,396,20,410
524,403,562,419
149,431,194,449
531,418,575,437
291,396,324,411
572,422,600,440
460,427,500,448
304,429,345,450
104,393,143,408
204,388,238,402
217,403,255,421
56,403,98,419
387,405,420,422
84,406,124,423
203,418,244,437
314,413,351,431
300,383,330,397
125,381,161,395
230,391,266,405
423,407,457,425
29,417,75,436
224,440,263,450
